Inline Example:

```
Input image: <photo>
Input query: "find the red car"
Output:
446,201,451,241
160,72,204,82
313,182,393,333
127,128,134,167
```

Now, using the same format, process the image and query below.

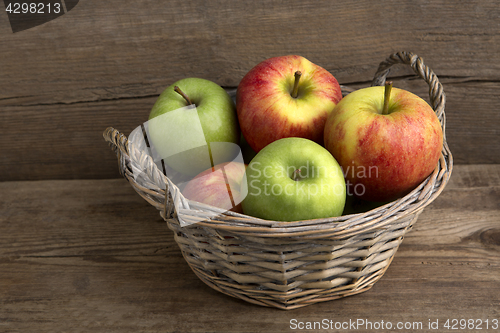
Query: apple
241,137,346,222
236,55,342,152
147,78,240,177
324,82,443,202
182,161,247,213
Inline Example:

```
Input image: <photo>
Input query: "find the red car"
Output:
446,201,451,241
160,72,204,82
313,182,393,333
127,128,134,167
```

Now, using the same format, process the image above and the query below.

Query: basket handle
103,127,129,154
103,126,131,177
371,51,446,121
103,126,179,219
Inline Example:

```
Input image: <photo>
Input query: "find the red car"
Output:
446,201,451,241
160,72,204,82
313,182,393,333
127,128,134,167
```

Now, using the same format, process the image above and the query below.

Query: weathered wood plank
0,97,155,180
3,80,497,181
0,165,498,332
1,1,499,176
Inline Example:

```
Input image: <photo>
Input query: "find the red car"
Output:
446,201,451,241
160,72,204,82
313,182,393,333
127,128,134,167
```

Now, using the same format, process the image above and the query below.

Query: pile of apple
147,55,443,222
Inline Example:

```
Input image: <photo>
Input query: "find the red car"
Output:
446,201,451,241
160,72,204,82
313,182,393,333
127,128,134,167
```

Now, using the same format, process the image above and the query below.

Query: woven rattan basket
103,51,453,310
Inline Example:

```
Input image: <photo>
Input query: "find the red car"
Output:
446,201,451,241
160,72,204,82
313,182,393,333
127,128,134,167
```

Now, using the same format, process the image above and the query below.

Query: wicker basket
103,51,453,310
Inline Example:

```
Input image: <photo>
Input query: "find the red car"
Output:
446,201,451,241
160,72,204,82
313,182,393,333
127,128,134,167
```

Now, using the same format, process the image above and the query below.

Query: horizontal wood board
1,0,499,181
0,164,499,332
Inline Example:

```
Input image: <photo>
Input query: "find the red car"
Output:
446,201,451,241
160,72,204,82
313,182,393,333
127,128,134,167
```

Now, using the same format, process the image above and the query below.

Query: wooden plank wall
1,0,499,181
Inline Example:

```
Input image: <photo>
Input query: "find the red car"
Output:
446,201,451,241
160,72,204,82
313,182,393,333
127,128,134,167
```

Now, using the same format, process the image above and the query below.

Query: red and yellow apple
182,161,247,213
324,83,443,202
236,55,342,152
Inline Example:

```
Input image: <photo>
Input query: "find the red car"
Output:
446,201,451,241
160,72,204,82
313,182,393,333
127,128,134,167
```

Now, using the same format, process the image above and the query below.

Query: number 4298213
443,319,499,330
5,2,62,14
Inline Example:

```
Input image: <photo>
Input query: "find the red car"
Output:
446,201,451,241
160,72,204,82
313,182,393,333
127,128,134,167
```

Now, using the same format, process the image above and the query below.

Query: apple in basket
236,55,343,152
241,137,346,221
182,161,247,214
147,78,240,177
324,82,443,202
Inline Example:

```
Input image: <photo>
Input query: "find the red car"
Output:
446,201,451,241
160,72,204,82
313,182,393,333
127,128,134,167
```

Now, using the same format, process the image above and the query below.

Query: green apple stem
174,86,193,106
382,81,393,115
293,168,304,181
291,71,302,98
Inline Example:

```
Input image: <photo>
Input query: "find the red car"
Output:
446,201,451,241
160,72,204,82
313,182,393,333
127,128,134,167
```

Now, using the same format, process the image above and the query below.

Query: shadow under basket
103,51,453,310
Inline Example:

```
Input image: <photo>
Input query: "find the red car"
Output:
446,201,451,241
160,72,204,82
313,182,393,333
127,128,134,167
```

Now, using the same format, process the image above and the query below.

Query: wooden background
1,0,499,181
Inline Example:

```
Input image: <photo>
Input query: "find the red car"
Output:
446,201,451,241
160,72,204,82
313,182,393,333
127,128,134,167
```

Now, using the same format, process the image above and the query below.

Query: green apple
241,137,346,222
324,82,443,202
148,78,240,176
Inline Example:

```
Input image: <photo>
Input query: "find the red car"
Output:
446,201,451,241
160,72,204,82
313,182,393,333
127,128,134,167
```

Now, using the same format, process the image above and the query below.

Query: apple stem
293,169,303,181
174,86,193,106
382,81,393,115
291,71,302,98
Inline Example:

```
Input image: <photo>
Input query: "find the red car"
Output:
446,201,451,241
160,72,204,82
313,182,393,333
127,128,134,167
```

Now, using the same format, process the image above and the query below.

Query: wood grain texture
1,0,499,181
0,164,498,332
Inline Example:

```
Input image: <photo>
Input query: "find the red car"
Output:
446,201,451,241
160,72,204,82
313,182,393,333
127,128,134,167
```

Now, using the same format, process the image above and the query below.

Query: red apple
182,162,247,213
236,55,342,152
324,82,443,202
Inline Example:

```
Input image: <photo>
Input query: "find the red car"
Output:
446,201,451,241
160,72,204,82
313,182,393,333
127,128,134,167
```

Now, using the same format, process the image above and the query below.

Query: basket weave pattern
103,51,453,310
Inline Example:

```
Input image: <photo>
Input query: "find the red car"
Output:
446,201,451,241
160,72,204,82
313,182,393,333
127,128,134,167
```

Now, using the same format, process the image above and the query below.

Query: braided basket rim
103,51,453,239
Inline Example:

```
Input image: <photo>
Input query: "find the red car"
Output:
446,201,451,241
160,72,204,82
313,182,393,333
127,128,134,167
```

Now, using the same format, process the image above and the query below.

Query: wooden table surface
0,164,499,332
